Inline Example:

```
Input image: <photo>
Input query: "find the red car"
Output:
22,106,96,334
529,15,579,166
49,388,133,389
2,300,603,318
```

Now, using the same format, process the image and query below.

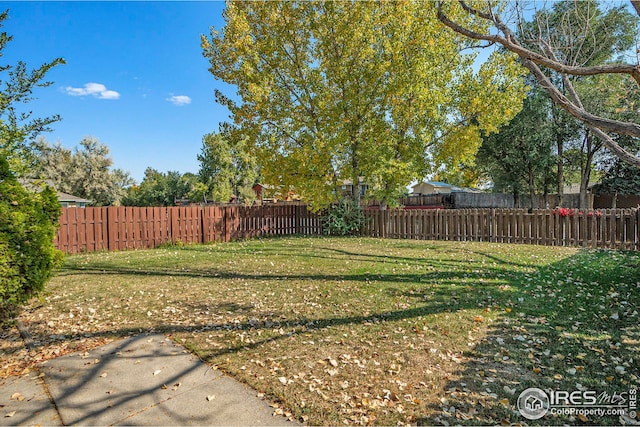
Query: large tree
437,0,640,169
521,1,638,208
597,144,640,198
0,10,65,175
122,168,193,207
476,88,556,209
197,130,257,203
594,80,640,199
34,137,134,206
203,1,527,209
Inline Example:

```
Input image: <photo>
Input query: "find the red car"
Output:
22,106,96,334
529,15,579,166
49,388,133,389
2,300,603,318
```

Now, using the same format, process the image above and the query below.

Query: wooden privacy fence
363,208,640,250
56,206,640,254
55,204,322,254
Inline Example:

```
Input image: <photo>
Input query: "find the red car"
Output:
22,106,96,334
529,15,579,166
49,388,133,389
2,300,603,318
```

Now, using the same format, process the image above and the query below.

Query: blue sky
3,1,230,182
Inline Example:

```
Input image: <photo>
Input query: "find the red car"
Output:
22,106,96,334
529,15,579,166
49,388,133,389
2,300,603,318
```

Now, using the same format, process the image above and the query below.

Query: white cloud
166,95,191,106
98,90,120,100
64,82,120,100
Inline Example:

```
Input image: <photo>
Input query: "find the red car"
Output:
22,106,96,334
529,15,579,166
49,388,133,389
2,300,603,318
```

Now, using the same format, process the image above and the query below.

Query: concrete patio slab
118,376,292,426
38,333,296,426
0,372,61,426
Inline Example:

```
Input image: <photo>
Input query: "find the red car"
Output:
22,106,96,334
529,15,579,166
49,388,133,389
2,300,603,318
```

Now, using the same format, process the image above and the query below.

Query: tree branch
436,0,640,168
589,126,640,168
437,2,640,85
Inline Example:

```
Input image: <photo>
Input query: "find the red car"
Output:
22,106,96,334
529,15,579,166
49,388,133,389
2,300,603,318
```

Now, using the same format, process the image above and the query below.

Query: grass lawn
2,237,639,425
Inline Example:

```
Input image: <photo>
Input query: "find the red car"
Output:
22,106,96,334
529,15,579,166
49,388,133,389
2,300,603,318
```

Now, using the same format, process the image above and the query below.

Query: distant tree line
31,137,133,206
30,130,260,207
120,129,259,206
7,1,640,214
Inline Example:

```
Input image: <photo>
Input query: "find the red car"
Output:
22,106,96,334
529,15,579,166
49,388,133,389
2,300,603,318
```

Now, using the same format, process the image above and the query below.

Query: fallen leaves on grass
5,239,637,426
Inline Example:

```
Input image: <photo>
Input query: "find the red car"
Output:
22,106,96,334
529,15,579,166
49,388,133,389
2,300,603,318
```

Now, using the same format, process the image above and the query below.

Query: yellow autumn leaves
203,1,527,209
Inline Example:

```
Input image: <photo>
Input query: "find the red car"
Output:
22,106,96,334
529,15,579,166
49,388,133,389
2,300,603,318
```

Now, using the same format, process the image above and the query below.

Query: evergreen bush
323,198,366,236
0,157,63,316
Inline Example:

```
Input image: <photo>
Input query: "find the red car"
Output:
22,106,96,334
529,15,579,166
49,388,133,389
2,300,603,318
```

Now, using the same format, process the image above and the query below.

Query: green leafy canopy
203,1,527,210
33,137,134,206
197,130,258,204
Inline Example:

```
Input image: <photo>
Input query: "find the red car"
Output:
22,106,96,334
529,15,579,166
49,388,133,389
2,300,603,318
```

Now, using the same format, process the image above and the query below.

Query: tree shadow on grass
31,242,574,364
55,258,527,290
66,238,501,275
18,244,640,425
415,249,640,426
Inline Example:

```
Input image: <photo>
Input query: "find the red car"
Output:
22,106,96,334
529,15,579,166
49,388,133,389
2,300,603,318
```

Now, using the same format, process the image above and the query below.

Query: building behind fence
594,194,640,209
395,192,588,209
400,192,638,210
55,205,639,254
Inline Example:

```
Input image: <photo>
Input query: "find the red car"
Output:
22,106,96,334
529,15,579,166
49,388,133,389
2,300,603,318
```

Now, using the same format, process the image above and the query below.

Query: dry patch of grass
2,237,638,425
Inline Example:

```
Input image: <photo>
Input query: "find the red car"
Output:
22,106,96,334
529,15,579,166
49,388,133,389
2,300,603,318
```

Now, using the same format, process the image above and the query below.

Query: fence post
107,207,115,251
224,206,231,242
494,209,499,243
168,207,175,244
199,206,204,244
167,207,172,244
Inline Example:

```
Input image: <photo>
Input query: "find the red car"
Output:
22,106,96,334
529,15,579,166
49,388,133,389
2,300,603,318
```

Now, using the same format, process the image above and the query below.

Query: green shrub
0,157,63,315
323,197,367,236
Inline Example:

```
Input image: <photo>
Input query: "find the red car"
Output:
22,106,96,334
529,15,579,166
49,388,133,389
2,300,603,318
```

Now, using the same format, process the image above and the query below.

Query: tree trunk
528,167,536,211
579,131,594,210
350,137,361,205
557,136,564,208
543,175,550,208
351,178,362,204
579,175,590,209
